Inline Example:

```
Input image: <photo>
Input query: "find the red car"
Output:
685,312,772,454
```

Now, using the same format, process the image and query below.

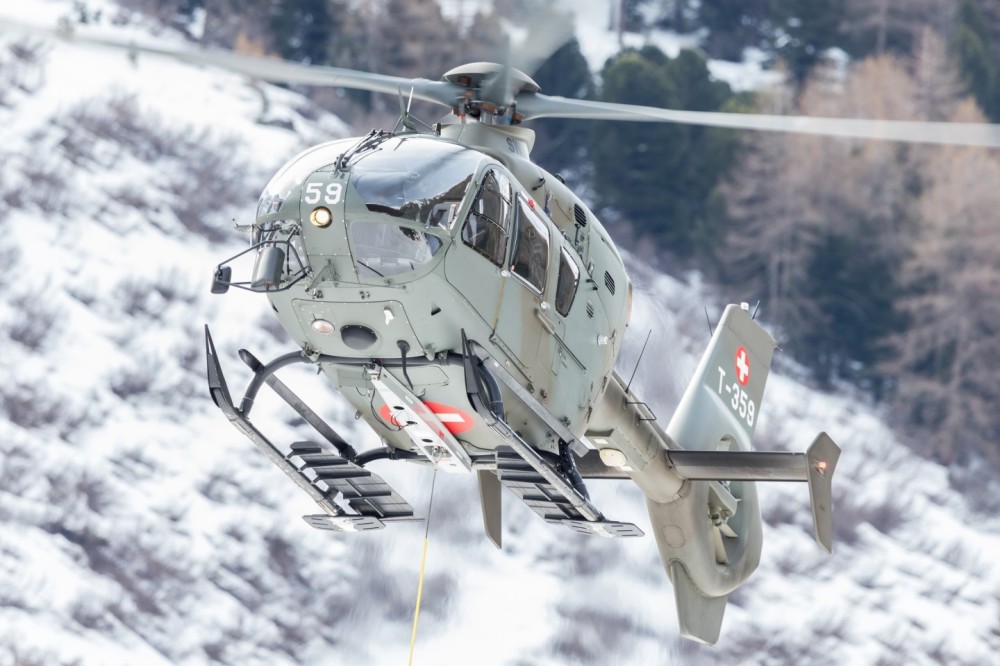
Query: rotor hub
442,62,539,123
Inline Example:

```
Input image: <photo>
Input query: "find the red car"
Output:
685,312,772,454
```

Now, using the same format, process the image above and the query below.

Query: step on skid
204,325,419,532
461,332,643,539
494,447,644,538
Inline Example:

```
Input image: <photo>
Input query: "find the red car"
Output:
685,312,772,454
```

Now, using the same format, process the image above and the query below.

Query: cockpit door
492,195,551,372
444,169,512,334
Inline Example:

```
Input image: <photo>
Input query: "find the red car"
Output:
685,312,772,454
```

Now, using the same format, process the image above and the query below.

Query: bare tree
887,102,1000,464
721,88,823,341
912,28,964,121
723,56,923,343
841,0,952,56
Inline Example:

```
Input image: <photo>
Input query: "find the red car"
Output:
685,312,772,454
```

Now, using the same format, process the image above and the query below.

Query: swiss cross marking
735,346,750,386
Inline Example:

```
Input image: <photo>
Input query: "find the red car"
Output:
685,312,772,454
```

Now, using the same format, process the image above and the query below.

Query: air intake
604,271,616,295
573,204,588,227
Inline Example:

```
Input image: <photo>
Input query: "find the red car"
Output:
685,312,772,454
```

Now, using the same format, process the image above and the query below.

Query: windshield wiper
357,260,386,277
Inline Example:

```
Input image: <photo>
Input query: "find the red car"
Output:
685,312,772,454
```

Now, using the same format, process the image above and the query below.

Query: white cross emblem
735,347,750,386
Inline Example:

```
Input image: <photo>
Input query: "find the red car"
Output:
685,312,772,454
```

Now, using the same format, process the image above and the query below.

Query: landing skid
495,447,643,538
204,325,420,531
462,332,643,539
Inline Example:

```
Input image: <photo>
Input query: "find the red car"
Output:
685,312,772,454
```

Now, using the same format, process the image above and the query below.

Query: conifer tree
527,38,594,177
697,0,774,61
953,0,1000,121
589,46,736,259
268,0,343,64
772,0,844,85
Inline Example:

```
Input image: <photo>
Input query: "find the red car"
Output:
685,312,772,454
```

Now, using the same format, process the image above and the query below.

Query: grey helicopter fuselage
223,115,839,646
254,120,631,459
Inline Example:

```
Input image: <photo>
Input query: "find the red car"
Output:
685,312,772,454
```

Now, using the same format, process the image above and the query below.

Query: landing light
599,448,628,468
310,206,333,228
311,319,335,335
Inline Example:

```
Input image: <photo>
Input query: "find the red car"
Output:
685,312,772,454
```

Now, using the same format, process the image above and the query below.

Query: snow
1,2,999,665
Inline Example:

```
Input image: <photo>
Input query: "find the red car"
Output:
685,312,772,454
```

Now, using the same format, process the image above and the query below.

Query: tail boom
586,304,842,644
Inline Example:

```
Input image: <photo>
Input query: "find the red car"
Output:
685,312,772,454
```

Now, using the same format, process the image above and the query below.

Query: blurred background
1,1,998,664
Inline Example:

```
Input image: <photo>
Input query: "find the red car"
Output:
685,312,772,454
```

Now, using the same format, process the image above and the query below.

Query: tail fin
668,562,728,645
667,303,777,452
644,305,841,644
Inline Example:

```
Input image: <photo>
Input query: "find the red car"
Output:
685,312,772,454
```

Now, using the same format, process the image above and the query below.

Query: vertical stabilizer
667,303,777,453
625,304,841,644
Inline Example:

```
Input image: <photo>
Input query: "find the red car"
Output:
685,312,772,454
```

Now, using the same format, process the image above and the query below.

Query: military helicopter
12,15,1000,645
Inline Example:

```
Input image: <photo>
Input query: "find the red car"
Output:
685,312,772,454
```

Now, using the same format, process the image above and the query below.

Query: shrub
109,362,160,400
7,290,60,351
0,381,63,430
833,487,907,546
0,37,47,107
53,94,253,240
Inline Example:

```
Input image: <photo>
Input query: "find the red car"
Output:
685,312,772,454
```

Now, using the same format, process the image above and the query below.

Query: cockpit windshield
350,137,480,228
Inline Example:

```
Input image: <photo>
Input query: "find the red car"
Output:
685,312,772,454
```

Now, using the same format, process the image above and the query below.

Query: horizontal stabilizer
665,431,842,553
668,562,728,645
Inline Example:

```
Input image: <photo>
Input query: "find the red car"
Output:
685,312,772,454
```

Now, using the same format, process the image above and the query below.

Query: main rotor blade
508,15,576,80
517,93,1000,148
2,19,463,109
481,36,514,107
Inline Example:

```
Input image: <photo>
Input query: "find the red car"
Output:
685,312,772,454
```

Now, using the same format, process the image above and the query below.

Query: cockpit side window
510,197,549,293
461,170,512,267
555,246,580,316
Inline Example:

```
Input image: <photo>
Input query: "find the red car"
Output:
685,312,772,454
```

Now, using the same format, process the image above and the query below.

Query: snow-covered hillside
1,2,999,665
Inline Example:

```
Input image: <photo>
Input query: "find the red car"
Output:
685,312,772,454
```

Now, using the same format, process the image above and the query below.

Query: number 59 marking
304,182,343,205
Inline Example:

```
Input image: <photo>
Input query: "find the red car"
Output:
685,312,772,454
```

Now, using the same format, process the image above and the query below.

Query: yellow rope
407,470,437,666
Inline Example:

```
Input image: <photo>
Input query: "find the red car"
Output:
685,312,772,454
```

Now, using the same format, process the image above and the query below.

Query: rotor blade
2,19,463,108
508,15,576,79
481,36,514,107
516,93,1000,148
711,524,728,564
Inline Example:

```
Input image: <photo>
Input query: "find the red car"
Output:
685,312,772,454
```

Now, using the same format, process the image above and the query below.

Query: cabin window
461,170,512,266
510,197,549,293
555,246,580,316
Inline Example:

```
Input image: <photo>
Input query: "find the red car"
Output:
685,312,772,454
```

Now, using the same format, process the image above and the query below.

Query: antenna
625,329,652,395
705,307,715,337
394,86,435,133
752,301,761,320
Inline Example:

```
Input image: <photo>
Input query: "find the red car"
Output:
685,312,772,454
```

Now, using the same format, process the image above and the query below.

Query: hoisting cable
407,468,438,666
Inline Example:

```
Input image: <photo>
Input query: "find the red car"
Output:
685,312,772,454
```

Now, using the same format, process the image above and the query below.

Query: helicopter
11,15,1000,645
